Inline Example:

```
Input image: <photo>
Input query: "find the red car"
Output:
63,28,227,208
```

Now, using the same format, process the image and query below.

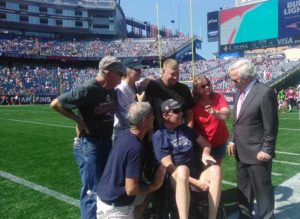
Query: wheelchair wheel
216,202,227,219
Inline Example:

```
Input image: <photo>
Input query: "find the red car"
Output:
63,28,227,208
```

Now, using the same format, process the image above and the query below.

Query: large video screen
220,0,278,45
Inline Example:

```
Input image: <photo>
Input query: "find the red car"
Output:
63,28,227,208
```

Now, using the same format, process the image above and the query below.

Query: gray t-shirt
58,78,116,137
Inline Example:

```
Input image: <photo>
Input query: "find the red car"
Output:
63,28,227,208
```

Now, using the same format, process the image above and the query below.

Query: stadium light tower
171,19,175,36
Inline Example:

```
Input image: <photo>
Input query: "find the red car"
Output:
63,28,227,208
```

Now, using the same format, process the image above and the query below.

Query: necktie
237,91,245,117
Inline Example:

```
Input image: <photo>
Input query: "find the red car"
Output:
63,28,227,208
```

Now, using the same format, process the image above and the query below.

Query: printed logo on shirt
106,94,112,102
170,136,192,151
94,100,115,115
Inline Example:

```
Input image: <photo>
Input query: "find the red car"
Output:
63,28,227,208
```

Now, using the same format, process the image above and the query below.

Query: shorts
96,195,145,219
278,100,284,106
211,144,227,160
288,99,296,106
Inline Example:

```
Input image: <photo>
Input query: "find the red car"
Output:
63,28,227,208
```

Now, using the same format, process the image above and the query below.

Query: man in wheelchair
152,99,222,219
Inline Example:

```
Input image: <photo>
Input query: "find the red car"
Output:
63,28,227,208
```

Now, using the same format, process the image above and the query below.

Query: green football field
0,105,299,218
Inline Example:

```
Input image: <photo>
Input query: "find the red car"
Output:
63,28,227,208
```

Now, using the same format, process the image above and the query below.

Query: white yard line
0,118,74,129
273,160,300,166
276,151,300,156
279,127,300,131
222,180,237,187
0,170,79,208
2,117,300,131
280,118,299,120
222,172,282,187
271,172,282,176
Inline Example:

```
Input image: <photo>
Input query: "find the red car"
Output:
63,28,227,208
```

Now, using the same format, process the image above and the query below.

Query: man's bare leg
171,165,190,219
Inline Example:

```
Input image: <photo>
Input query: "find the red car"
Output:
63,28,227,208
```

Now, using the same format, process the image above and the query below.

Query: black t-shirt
58,78,116,137
145,79,195,129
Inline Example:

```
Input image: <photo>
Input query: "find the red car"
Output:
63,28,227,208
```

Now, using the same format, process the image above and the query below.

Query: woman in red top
193,76,230,161
192,76,230,216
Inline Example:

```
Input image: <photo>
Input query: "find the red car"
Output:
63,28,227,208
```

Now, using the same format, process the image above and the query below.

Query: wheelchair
142,140,226,219
143,174,227,219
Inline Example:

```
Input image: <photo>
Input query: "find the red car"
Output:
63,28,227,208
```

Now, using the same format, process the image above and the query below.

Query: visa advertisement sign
279,0,300,38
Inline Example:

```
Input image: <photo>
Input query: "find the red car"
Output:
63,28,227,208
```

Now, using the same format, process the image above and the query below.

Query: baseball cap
123,57,148,70
99,56,126,75
161,99,182,113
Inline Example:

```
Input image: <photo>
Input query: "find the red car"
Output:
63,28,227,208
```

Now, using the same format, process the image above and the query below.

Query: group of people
277,86,300,113
50,56,278,219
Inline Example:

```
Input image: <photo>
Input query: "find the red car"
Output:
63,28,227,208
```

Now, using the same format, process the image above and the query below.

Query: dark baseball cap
99,56,126,75
123,57,147,70
161,99,182,113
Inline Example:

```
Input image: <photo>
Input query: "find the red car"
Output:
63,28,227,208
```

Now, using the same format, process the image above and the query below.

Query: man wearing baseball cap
152,99,219,219
50,56,125,219
113,57,148,141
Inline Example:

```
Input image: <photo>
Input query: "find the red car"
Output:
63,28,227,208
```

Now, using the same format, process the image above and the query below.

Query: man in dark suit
227,59,278,219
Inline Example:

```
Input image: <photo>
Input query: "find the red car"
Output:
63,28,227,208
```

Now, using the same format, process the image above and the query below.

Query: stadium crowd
1,33,300,103
0,34,189,58
1,54,300,105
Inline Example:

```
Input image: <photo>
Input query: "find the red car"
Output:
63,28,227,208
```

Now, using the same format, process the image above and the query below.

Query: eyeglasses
135,110,153,125
200,83,211,89
170,109,182,114
232,78,242,84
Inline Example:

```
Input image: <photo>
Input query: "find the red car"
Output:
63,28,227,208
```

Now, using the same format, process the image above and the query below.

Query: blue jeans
74,136,112,219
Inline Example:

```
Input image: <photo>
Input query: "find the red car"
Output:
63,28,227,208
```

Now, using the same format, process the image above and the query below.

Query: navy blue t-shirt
152,124,199,176
97,130,143,206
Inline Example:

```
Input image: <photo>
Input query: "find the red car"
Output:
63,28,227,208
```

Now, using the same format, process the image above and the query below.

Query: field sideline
0,105,299,218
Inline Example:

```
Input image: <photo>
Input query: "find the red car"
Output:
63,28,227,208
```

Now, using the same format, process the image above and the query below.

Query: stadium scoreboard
207,0,300,54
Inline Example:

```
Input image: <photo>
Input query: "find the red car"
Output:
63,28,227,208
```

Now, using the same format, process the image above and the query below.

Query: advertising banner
219,36,296,53
207,11,219,42
279,0,300,38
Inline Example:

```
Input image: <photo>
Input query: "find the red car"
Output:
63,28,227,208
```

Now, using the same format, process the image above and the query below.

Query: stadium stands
0,34,189,58
1,54,299,100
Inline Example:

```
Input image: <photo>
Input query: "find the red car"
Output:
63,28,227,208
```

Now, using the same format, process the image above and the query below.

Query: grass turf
0,105,299,218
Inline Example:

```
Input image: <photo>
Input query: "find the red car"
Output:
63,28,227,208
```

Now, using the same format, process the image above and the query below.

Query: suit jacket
232,80,278,164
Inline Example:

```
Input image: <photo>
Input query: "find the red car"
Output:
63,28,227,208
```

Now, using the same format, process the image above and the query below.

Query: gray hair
229,59,256,80
124,67,131,77
127,102,152,127
97,71,105,77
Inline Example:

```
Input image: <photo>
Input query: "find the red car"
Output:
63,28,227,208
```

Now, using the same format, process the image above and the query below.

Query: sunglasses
200,83,211,89
171,109,182,114
232,79,241,84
